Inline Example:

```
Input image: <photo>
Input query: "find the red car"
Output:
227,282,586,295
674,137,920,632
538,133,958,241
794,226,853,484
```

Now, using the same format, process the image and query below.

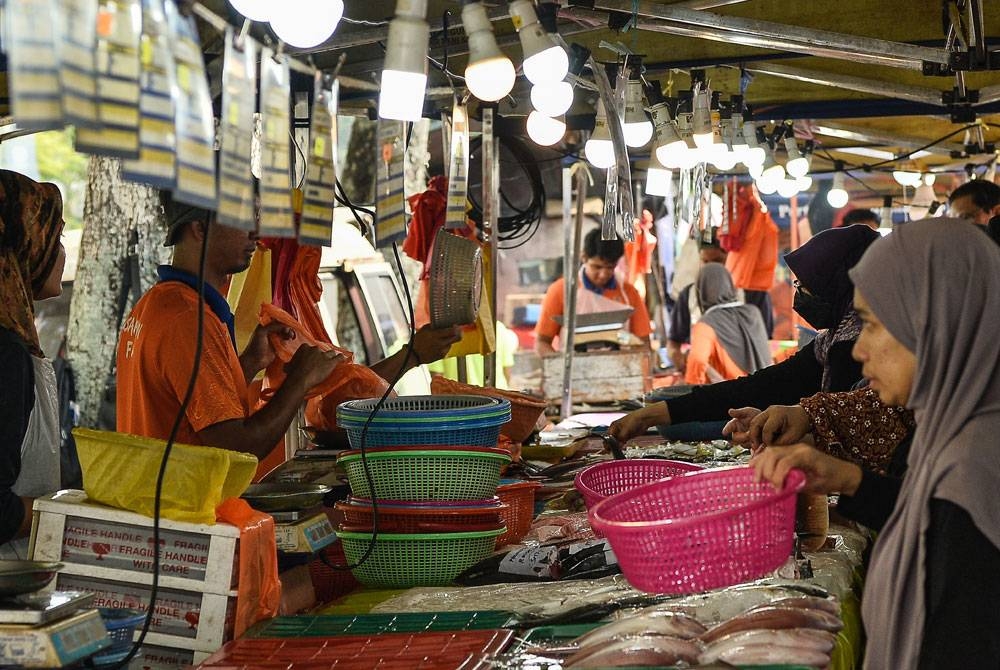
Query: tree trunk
340,117,376,206
67,156,169,427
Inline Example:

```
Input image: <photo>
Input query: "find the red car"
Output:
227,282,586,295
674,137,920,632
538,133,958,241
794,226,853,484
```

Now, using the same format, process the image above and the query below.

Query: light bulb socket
462,2,505,62
590,99,611,140
383,13,430,75
691,88,712,137
536,2,559,32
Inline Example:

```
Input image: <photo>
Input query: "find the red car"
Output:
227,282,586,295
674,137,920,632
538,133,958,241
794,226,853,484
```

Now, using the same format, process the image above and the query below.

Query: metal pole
561,166,587,420
483,108,499,388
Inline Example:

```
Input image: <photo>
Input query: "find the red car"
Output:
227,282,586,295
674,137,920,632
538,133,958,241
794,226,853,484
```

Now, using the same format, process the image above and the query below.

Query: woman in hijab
0,170,67,554
684,263,771,385
610,224,880,443
753,218,1000,667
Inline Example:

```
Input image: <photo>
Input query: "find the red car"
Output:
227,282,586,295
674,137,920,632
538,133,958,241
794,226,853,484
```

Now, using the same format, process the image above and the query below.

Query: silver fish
564,634,702,669
699,627,837,664
631,583,833,625
749,595,841,616
704,642,830,667
699,606,843,643
572,611,707,648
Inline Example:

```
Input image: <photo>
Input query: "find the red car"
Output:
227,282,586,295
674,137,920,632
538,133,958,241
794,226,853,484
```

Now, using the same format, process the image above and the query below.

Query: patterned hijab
851,218,1000,668
0,170,65,356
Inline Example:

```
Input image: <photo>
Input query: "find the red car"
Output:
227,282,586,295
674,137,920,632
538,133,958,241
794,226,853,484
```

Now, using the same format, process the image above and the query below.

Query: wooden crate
540,347,651,403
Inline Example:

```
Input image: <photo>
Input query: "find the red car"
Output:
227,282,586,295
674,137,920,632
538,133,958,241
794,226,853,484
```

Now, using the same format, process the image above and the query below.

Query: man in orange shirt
534,228,652,355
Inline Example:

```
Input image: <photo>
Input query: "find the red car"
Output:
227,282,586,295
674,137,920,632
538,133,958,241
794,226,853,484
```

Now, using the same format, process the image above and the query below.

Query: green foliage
34,128,88,230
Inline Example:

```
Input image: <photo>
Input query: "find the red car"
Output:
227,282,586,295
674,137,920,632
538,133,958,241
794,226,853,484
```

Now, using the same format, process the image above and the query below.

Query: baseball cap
160,190,212,246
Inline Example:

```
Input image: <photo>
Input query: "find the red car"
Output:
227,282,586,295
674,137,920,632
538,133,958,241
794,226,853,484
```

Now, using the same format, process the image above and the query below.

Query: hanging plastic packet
298,72,339,247
444,99,469,230
55,0,100,131
216,29,257,230
455,539,619,586
374,120,407,247
75,0,142,158
257,48,294,238
169,1,217,209
5,0,63,130
121,0,179,189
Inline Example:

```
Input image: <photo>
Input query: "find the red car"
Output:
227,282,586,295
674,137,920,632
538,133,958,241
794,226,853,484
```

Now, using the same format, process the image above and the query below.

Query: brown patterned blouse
800,386,915,475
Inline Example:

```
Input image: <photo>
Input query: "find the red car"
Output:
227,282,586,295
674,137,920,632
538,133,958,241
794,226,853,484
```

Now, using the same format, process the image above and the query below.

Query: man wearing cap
115,194,346,459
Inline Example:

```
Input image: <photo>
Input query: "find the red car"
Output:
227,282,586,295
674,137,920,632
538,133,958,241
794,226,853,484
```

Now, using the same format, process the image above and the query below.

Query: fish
699,627,837,664
702,642,831,667
570,611,708,648
750,595,841,616
699,606,843,644
563,635,702,668
628,583,833,625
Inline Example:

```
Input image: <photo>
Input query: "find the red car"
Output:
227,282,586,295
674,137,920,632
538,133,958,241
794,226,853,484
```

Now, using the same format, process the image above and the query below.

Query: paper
299,73,339,246
257,49,295,238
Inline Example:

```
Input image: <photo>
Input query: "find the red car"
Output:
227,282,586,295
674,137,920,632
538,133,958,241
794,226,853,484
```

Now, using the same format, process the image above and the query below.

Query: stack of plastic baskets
333,395,513,587
89,608,145,667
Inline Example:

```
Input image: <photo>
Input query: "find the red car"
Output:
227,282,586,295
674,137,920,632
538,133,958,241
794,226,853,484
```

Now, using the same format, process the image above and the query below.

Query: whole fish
699,627,836,664
749,595,841,616
703,642,830,667
564,634,702,668
630,583,833,625
571,611,707,648
700,606,843,643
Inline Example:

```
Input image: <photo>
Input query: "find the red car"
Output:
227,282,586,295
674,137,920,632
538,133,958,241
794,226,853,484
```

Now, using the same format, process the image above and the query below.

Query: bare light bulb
270,0,343,48
230,0,271,21
526,111,565,146
827,171,849,208
530,81,573,117
892,170,922,187
776,178,800,199
584,101,615,169
645,165,672,196
378,1,430,122
462,2,515,102
622,80,653,148
783,136,808,178
691,89,714,150
509,0,568,84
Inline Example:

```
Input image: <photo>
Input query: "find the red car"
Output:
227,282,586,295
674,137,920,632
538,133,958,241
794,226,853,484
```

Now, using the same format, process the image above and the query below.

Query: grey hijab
850,218,1000,669
696,263,771,376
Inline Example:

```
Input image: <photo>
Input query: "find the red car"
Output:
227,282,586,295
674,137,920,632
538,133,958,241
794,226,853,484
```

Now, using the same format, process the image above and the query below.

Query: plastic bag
455,538,618,585
216,498,281,637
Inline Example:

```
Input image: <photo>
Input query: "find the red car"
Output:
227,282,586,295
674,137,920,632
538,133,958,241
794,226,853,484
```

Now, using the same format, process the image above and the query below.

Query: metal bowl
240,483,333,512
0,560,63,597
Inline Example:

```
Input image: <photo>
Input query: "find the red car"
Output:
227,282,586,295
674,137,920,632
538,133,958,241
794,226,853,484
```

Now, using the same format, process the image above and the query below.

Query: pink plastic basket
574,459,706,510
589,466,805,595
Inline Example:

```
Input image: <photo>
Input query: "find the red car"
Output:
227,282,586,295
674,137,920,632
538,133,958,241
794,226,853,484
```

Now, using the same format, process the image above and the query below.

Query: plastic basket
337,395,509,420
336,500,506,534
430,377,548,443
495,480,541,547
337,529,505,588
244,611,515,638
337,448,511,500
589,466,805,594
574,459,706,509
428,229,484,329
337,396,511,448
90,608,146,666
74,428,257,525
308,542,359,604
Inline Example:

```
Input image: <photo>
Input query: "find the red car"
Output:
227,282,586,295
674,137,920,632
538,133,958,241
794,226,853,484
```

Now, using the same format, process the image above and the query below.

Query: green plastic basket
337,449,511,500
243,611,516,638
338,529,504,587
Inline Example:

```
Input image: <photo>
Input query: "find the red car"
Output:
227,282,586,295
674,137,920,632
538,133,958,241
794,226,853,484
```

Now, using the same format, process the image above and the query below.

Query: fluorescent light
832,146,896,161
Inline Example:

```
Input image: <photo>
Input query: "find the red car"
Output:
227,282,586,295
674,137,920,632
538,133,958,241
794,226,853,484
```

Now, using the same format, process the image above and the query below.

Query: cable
810,123,987,174
342,16,390,27
467,134,546,249
109,213,211,670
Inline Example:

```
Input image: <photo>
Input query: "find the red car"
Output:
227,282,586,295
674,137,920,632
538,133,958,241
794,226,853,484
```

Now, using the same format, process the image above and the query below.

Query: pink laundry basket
574,459,706,510
589,466,805,594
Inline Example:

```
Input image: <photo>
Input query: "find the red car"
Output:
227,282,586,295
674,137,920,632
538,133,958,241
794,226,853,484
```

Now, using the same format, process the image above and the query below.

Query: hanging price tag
6,0,63,130
170,2,217,209
374,120,406,247
257,49,295,238
299,74,339,247
121,0,179,188
75,0,142,158
445,99,469,230
56,0,100,131
215,29,257,230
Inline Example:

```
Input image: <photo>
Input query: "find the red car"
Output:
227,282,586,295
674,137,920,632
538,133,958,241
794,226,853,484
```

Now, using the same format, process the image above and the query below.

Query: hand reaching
751,443,862,495
747,404,813,450
722,407,761,446
284,345,347,394
411,325,462,365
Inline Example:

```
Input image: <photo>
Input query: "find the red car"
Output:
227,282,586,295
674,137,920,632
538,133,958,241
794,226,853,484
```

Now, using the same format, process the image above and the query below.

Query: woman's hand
608,404,669,443
722,407,761,446
751,443,863,495
747,404,813,450
411,325,462,365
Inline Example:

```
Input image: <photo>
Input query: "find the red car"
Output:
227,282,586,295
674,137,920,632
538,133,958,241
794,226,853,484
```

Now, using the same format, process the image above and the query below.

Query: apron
563,267,634,344
1,356,61,559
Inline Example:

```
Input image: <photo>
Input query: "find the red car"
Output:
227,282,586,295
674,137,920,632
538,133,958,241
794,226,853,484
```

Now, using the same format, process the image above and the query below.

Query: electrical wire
341,16,390,27
109,213,211,670
467,134,546,249
809,123,988,174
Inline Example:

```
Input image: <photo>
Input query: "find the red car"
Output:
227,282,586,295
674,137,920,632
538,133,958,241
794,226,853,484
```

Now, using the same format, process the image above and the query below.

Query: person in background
534,228,652,355
684,263,771,385
609,224,879,443
0,171,67,553
945,179,1000,225
117,192,457,459
666,235,732,373
428,320,519,389
722,183,778,338
840,208,880,230
752,219,1000,667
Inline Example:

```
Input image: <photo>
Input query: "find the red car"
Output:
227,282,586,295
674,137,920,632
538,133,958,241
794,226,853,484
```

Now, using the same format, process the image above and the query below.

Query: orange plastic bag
215,498,281,637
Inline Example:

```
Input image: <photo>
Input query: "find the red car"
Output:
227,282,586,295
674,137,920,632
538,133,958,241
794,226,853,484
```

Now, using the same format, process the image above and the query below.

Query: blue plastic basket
337,396,511,448
337,395,510,421
90,608,145,667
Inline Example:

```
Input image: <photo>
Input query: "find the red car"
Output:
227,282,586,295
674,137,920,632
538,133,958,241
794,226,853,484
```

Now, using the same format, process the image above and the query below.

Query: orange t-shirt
535,276,653,344
726,208,778,292
116,282,250,445
684,321,748,385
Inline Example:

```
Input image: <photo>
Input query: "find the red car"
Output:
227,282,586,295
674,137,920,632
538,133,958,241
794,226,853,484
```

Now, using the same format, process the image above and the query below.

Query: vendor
0,170,67,553
534,228,652,355
116,193,459,459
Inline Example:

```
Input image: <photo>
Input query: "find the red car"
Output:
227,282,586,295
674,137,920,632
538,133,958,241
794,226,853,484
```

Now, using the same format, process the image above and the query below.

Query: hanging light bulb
776,177,800,199
759,148,785,186
378,0,429,121
270,0,344,48
742,122,766,166
526,111,565,146
923,172,936,186
509,0,567,84
230,0,271,21
584,99,615,169
690,88,714,151
650,103,686,168
462,2,515,102
645,152,673,196
827,170,849,208
530,81,573,117
784,136,809,178
795,175,813,191
892,169,922,187
622,79,653,148
755,176,778,195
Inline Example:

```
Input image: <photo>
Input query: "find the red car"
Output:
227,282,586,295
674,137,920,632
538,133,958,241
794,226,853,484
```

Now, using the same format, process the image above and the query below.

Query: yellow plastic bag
227,246,273,355
73,428,257,525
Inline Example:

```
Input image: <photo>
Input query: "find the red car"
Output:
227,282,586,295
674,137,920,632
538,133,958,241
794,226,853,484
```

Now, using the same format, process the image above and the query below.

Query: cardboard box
0,609,109,668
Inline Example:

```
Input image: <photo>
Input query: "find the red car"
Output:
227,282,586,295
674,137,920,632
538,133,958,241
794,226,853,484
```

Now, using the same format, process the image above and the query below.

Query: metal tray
0,560,63,597
241,483,332,512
